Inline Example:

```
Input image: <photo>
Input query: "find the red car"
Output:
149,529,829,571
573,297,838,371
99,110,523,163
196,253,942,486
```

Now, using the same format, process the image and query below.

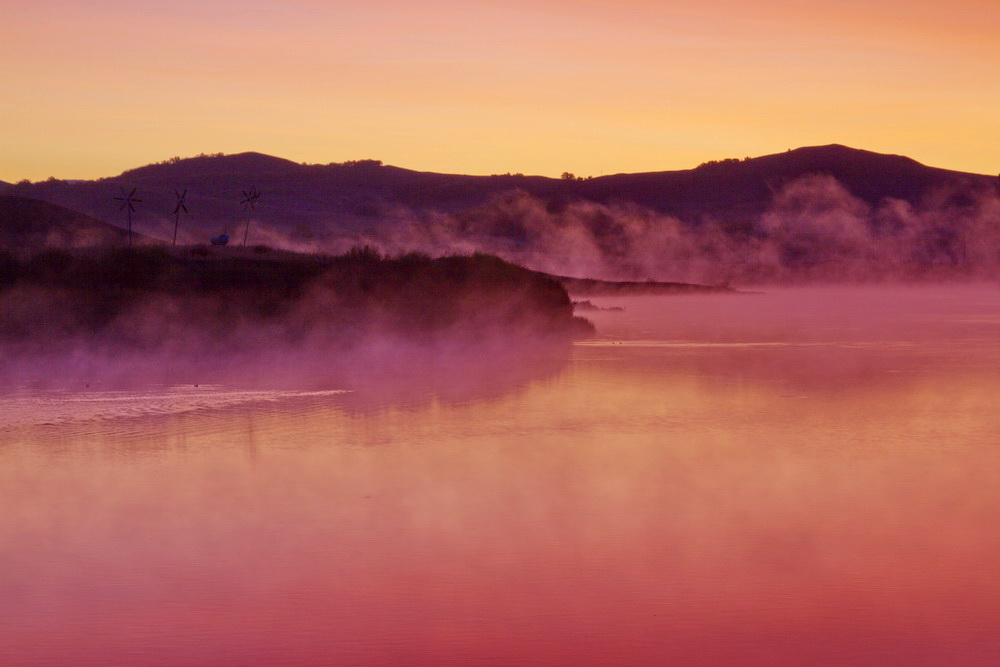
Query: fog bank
0,248,588,390
330,175,1000,285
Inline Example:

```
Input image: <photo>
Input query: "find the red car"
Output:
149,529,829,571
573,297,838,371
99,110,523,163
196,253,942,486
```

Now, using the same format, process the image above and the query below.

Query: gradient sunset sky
4,0,997,182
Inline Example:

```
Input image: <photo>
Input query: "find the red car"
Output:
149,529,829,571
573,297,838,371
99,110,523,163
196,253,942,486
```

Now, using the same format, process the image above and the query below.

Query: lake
2,286,999,665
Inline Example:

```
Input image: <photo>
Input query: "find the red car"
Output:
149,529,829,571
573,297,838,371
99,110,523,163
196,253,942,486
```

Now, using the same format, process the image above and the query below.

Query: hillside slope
8,146,995,246
0,195,154,250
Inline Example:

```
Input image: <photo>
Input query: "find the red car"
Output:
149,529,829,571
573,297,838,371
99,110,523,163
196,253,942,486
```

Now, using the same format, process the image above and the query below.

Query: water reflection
2,288,1000,664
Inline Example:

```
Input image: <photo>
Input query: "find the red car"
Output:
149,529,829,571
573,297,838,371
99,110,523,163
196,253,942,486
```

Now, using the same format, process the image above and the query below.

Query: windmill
113,187,141,247
172,189,189,246
240,186,261,246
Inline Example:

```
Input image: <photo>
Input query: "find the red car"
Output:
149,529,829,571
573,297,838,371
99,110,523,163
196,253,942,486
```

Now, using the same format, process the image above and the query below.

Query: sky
2,0,997,181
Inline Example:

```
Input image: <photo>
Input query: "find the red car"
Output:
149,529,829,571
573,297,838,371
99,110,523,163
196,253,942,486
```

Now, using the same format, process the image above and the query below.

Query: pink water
2,287,1000,665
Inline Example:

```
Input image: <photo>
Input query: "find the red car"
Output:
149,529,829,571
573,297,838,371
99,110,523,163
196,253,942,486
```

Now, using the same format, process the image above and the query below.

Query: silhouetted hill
573,144,991,221
10,146,993,243
7,146,997,283
0,195,155,251
120,152,302,181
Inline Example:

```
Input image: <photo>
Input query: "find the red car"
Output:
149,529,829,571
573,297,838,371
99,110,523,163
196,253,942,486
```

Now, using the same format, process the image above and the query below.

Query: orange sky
3,0,997,181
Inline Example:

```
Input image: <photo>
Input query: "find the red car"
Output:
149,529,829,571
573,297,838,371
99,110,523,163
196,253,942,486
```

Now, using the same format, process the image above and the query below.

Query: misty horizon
7,143,999,185
6,143,998,286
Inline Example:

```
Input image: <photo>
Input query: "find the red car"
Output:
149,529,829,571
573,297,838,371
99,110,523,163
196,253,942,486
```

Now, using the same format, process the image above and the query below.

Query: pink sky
3,0,997,181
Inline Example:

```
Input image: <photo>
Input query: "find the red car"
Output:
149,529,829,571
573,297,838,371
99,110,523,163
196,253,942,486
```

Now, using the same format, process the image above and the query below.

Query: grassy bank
0,246,593,353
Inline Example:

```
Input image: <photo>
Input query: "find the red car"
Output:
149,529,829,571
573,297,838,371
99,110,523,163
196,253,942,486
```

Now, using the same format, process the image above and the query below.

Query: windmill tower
240,186,261,247
113,187,141,247
172,189,189,246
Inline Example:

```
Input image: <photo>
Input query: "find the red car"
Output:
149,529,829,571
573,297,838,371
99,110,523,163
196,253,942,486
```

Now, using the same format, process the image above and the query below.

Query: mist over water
3,286,1000,664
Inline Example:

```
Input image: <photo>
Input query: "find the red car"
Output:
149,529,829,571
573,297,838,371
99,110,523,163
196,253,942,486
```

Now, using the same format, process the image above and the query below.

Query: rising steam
319,175,1000,284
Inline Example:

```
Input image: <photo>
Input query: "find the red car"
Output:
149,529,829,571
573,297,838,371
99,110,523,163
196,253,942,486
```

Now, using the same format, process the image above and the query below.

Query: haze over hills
0,195,155,251
9,145,994,236
5,145,999,283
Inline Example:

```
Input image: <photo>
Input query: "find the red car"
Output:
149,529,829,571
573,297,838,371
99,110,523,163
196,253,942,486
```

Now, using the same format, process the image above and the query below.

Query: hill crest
4,145,996,267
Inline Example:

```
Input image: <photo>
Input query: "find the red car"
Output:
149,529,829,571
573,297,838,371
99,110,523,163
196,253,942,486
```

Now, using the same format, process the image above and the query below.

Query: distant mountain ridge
104,145,997,215
120,152,302,180
3,145,997,284
8,145,995,242
575,144,990,219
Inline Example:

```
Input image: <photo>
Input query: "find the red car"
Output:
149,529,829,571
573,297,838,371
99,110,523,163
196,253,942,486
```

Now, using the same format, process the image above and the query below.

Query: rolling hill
6,145,994,246
0,195,155,251
3,146,997,283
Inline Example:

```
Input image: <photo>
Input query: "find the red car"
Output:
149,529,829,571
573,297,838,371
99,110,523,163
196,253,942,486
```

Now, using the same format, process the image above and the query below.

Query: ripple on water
0,386,351,432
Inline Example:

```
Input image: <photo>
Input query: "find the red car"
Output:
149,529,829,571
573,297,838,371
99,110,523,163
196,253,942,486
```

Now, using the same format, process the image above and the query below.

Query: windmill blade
181,189,187,199
172,203,181,214
174,189,180,199
128,188,136,198
180,203,188,214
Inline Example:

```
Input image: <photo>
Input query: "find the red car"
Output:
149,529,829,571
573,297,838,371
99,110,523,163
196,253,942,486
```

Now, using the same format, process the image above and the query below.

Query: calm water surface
2,287,1000,665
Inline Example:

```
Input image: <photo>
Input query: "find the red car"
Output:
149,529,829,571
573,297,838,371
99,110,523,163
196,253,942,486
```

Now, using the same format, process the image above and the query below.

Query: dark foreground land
0,246,593,355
